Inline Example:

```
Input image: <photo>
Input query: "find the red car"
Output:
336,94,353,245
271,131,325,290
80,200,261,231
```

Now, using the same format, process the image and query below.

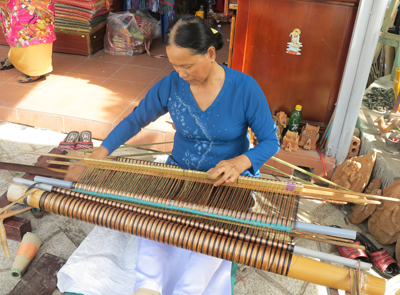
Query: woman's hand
64,146,110,182
208,155,252,186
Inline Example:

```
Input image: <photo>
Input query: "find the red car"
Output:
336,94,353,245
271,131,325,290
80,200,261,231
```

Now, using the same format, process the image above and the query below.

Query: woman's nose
177,69,188,78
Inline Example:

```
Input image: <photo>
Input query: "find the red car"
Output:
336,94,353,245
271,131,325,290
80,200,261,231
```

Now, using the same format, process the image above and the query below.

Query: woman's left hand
208,155,252,186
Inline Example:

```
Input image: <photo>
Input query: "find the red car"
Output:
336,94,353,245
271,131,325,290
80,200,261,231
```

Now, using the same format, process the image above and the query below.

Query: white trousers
134,238,232,295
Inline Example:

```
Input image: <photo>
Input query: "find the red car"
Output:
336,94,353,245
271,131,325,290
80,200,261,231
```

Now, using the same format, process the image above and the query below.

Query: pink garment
0,0,56,48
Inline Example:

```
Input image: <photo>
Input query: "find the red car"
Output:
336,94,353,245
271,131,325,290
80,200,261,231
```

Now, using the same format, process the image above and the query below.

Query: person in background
0,0,56,83
64,14,280,295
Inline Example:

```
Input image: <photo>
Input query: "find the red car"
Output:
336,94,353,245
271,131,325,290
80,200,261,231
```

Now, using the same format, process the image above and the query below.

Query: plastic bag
134,10,161,39
104,11,146,56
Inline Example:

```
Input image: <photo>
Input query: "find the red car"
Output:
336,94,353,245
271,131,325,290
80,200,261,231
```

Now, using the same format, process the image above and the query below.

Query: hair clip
211,28,218,34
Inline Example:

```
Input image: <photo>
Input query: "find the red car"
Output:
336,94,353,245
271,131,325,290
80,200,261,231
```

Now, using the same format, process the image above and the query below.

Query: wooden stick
47,160,85,166
0,207,32,219
228,15,236,68
294,230,355,244
0,161,67,178
290,233,365,250
20,151,397,204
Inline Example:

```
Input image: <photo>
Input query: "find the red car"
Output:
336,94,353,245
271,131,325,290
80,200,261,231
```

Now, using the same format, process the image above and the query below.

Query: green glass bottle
287,105,302,132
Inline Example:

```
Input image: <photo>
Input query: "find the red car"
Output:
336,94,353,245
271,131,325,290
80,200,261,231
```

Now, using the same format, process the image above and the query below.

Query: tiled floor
0,23,231,152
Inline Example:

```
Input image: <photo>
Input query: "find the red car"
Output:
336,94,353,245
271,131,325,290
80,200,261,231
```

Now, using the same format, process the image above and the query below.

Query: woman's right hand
64,146,110,182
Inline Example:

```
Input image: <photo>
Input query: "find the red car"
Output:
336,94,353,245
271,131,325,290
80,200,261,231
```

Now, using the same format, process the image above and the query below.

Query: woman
64,15,280,295
0,0,56,83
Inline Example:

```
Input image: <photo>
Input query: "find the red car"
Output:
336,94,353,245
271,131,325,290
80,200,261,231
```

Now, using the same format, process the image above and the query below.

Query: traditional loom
4,153,395,295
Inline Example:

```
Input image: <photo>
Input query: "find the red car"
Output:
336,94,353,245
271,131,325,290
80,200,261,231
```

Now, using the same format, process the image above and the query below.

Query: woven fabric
0,0,56,47
55,0,106,11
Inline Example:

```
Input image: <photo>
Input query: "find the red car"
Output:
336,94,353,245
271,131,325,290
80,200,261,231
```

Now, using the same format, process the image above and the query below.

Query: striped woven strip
39,191,293,276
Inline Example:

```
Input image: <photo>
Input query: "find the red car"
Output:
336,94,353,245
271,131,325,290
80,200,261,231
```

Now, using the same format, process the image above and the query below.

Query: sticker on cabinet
287,28,302,55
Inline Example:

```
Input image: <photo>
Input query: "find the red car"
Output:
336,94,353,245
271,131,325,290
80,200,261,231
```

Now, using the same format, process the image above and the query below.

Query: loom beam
17,189,385,295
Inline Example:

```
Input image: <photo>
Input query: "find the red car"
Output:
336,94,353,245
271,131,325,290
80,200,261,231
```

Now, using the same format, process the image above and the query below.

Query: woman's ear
207,46,216,62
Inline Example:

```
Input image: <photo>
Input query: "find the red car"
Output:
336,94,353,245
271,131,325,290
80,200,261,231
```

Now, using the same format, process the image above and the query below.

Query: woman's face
166,44,214,85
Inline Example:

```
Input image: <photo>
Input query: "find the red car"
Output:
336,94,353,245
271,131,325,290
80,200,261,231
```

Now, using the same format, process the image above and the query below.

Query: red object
215,0,224,12
75,131,94,150
369,249,398,272
317,144,329,179
337,241,369,260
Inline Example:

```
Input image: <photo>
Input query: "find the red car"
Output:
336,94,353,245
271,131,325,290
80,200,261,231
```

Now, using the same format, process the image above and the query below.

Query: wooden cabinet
232,0,359,127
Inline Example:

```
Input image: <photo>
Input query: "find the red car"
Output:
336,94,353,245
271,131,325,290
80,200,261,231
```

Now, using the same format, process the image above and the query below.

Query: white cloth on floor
57,226,138,295
57,228,232,295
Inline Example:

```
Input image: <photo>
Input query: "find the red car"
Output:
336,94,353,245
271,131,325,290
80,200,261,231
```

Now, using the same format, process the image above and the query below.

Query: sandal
18,74,45,83
356,232,399,279
334,225,399,279
75,130,94,151
0,57,14,70
58,131,79,150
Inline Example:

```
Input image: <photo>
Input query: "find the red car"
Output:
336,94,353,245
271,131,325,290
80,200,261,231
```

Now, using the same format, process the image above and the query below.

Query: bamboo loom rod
8,183,371,270
21,151,396,204
0,161,67,178
15,189,386,294
26,176,359,241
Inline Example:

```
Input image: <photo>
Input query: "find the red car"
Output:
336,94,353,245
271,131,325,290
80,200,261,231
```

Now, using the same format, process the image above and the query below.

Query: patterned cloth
0,0,56,47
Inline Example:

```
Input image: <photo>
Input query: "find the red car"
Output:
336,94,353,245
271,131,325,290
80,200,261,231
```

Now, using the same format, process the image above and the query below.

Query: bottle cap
295,105,302,111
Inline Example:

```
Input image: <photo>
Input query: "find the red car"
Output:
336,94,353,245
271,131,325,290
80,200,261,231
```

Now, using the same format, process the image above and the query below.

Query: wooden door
232,0,359,127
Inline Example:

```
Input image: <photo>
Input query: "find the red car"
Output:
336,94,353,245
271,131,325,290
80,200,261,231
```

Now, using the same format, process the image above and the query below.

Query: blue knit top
102,65,280,176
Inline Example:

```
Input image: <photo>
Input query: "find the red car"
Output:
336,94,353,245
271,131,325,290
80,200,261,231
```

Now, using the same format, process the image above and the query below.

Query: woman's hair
166,15,224,55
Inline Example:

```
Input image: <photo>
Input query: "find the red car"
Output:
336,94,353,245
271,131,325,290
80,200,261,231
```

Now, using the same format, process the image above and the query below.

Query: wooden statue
374,115,400,134
349,178,381,225
368,179,400,245
329,152,376,192
248,127,258,146
281,130,299,152
273,111,289,141
298,123,320,150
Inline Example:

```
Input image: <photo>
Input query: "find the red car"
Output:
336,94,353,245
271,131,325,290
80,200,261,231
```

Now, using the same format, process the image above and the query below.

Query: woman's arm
64,146,110,182
207,154,252,186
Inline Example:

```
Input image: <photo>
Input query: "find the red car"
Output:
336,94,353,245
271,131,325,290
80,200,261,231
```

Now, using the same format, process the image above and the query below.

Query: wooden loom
4,154,392,294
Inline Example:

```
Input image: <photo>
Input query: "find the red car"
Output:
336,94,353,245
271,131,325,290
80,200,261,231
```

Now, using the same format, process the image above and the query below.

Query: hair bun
214,31,224,51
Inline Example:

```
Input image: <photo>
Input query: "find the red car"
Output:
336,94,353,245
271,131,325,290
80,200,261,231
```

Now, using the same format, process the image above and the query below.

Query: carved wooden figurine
374,115,400,134
273,111,289,141
248,127,258,146
349,178,381,225
368,179,400,245
329,152,376,193
298,123,320,150
281,130,299,152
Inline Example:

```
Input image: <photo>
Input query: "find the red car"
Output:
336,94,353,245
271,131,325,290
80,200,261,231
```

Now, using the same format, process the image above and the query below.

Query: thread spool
11,232,41,278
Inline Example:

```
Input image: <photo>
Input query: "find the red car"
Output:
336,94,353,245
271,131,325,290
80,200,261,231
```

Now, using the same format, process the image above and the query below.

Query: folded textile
55,3,105,14
56,7,108,19
55,0,108,11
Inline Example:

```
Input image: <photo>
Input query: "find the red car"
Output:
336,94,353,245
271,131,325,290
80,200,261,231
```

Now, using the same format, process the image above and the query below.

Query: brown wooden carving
329,152,376,192
349,178,381,225
248,128,258,146
374,115,400,134
281,131,299,152
273,111,289,141
298,124,320,150
368,179,400,245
